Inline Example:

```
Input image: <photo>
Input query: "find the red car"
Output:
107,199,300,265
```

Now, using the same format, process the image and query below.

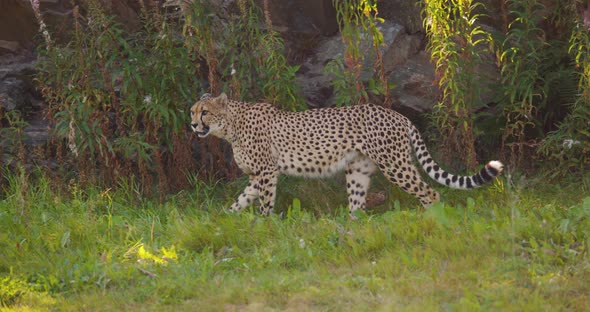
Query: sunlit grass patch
0,171,589,310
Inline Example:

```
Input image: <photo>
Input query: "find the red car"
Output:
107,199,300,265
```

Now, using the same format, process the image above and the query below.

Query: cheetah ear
218,93,228,102
200,93,212,100
216,93,228,106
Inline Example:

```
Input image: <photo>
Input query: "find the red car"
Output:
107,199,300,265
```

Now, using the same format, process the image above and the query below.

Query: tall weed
182,0,304,109
499,0,547,167
539,15,590,175
225,0,305,108
327,0,390,107
36,1,201,191
422,0,490,170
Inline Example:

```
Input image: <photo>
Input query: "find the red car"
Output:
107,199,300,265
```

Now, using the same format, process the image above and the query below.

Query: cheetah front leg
229,180,259,212
229,170,278,216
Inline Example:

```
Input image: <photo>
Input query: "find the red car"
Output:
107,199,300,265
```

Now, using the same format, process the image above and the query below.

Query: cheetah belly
277,149,362,178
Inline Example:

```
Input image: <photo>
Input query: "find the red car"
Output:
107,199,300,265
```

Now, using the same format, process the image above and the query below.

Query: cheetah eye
201,110,209,116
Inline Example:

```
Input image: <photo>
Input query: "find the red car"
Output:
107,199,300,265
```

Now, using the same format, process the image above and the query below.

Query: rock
0,78,26,111
253,0,338,35
296,19,426,109
366,191,386,208
0,0,37,53
388,51,438,113
0,40,21,53
22,99,51,146
0,53,37,113
382,31,423,74
295,21,395,107
0,0,143,53
108,0,142,32
377,0,424,34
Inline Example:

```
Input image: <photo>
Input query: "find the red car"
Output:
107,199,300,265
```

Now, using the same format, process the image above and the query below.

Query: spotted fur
190,93,503,216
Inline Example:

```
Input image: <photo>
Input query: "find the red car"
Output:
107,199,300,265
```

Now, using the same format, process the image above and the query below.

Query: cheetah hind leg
345,156,377,218
255,170,279,216
381,161,440,207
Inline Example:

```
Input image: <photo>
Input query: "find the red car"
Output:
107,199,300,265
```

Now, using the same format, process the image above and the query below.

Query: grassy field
1,169,589,311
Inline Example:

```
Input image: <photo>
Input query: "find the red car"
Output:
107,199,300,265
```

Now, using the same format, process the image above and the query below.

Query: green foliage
325,58,362,107
0,273,57,309
0,274,29,306
0,110,28,167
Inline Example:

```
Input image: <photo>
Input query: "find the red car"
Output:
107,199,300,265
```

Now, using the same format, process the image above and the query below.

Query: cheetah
190,93,503,217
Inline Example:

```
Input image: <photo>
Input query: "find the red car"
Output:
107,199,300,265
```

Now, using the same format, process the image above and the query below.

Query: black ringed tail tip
476,160,504,186
485,160,504,177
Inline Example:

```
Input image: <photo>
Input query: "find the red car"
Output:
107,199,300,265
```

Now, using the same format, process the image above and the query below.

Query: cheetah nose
191,123,198,129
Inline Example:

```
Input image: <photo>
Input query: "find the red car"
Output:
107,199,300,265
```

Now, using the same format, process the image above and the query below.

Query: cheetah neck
220,101,242,143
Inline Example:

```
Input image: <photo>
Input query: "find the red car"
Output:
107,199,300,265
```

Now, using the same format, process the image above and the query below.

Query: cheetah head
190,93,229,138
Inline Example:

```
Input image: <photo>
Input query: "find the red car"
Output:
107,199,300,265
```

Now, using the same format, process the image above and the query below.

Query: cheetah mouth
195,130,209,138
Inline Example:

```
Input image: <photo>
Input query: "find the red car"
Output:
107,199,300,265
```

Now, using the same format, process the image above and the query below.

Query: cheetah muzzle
190,93,504,217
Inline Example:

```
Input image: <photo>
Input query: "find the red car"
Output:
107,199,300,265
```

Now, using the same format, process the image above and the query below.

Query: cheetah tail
408,123,504,190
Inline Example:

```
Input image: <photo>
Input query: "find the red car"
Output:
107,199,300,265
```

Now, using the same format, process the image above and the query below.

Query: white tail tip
486,160,504,175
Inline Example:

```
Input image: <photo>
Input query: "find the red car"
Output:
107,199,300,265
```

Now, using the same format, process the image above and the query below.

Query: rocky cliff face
0,0,436,133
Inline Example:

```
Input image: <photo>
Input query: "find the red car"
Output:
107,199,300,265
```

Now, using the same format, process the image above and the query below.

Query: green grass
1,170,589,311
